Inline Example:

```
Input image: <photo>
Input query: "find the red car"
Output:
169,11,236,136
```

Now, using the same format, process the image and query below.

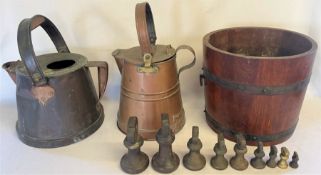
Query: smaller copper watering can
2,15,108,148
113,2,196,140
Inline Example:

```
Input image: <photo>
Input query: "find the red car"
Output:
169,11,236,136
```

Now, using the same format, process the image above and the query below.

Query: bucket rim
203,26,318,60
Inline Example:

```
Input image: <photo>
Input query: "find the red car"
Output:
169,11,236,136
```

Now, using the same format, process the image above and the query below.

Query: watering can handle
176,45,196,76
135,2,157,55
87,61,109,100
17,15,70,86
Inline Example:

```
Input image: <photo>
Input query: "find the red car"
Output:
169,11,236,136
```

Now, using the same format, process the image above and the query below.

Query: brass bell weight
230,134,249,170
183,126,206,171
120,117,149,174
152,114,180,173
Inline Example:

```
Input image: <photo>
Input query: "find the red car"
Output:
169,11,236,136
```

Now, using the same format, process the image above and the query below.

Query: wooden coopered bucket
201,27,317,145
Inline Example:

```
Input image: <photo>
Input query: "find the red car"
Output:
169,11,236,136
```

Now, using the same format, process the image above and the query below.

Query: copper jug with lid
112,2,196,140
2,15,108,148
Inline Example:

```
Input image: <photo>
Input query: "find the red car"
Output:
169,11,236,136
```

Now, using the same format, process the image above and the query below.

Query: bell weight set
119,119,301,173
1,1,318,173
2,15,108,148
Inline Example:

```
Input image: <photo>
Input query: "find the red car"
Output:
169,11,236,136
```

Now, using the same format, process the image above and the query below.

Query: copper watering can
2,15,108,148
113,2,196,140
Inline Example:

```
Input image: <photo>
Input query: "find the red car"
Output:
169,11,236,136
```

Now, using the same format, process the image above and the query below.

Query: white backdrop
0,0,320,100
0,0,321,174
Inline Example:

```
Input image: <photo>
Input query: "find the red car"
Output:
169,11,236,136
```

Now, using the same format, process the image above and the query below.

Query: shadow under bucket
201,27,318,146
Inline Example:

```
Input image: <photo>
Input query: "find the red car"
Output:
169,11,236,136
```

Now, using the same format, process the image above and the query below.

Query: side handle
87,61,109,100
176,45,196,76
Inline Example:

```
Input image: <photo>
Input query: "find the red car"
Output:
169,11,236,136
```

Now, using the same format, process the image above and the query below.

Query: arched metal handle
176,45,196,76
17,15,70,86
135,2,157,55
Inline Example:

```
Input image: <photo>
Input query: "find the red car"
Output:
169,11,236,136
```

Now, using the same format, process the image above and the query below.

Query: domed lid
112,44,176,65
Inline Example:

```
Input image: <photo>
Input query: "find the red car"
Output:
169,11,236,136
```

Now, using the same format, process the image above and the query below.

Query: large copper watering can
113,2,196,140
2,15,108,148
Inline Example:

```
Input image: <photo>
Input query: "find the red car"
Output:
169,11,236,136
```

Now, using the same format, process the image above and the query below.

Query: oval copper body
117,54,185,140
202,27,317,145
115,2,195,140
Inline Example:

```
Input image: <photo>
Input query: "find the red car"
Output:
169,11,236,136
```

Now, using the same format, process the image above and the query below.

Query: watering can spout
2,61,19,84
112,49,124,74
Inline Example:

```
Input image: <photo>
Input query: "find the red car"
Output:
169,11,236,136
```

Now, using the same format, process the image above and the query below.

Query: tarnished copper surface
113,2,195,140
31,85,55,105
2,61,20,83
2,15,109,148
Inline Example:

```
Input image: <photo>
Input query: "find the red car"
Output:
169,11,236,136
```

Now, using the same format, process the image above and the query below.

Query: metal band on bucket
201,68,310,95
204,110,297,143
